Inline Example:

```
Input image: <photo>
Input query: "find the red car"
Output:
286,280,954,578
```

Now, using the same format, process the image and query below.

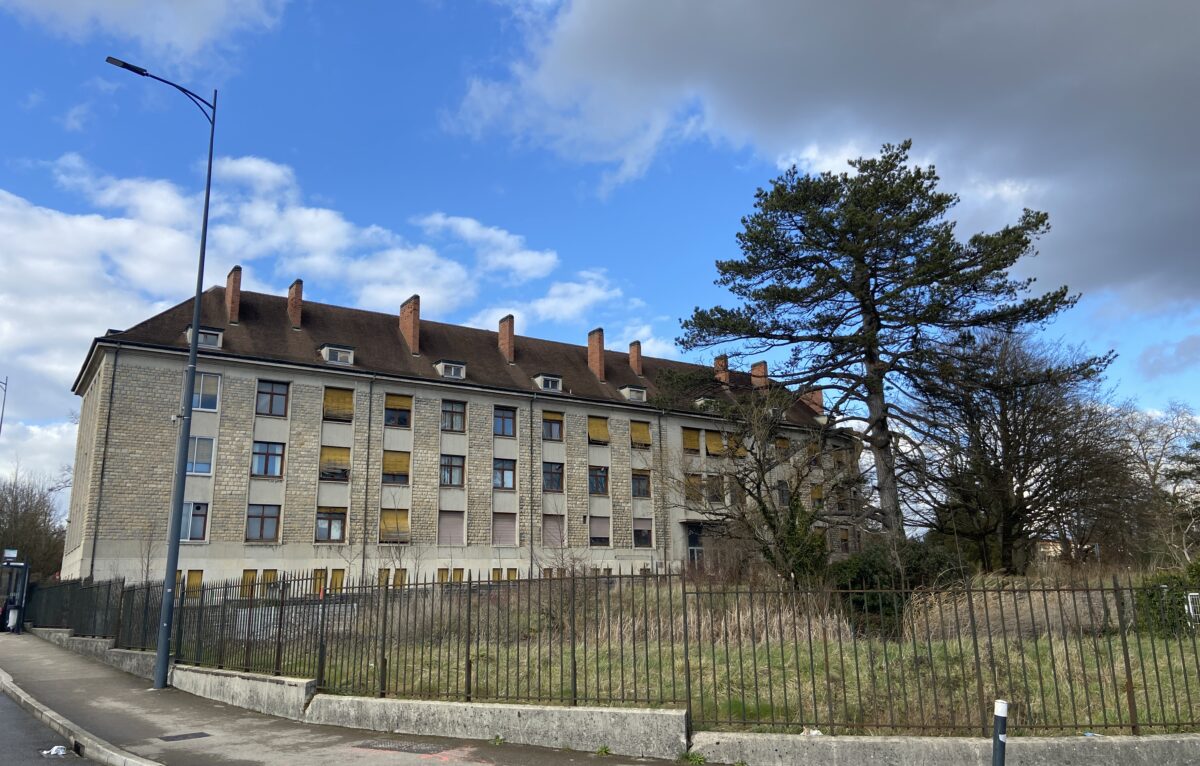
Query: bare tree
0,464,67,581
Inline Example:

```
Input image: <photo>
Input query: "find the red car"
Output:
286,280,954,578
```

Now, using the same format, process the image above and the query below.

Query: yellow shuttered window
380,508,411,544
312,568,327,595
775,437,791,453
329,569,345,593
240,569,257,599
682,428,701,453
630,420,652,449
262,569,278,587
685,474,703,503
386,394,412,409
319,446,351,481
728,434,749,458
543,410,564,422
811,484,825,508
385,394,412,427
588,416,610,444
185,570,203,596
322,387,354,422
393,568,407,587
705,431,725,456
377,568,389,587
382,451,411,484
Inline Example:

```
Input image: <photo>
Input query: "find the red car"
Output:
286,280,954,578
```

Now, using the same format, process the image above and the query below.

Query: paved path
0,634,676,766
0,690,94,763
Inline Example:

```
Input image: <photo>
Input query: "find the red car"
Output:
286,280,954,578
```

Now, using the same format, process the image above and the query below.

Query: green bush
1134,571,1196,637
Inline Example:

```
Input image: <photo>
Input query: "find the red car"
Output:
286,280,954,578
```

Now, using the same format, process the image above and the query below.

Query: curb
0,664,162,766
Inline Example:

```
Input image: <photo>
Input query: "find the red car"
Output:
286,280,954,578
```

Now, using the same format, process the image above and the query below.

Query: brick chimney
714,354,730,385
751,360,768,389
628,340,642,377
499,314,515,364
399,294,420,356
588,327,605,381
287,279,303,329
225,265,241,324
803,388,824,415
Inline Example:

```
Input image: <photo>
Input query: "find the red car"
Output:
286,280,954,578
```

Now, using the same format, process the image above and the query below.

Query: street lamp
106,55,217,690
0,376,8,440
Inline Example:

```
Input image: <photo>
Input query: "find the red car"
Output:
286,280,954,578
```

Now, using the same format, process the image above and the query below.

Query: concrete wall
170,665,315,721
303,694,687,760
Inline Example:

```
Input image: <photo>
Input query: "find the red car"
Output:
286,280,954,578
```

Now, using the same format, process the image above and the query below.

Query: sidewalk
0,633,675,766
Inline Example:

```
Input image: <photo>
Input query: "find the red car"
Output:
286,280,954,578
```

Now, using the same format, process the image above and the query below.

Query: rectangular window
706,474,724,504
588,465,609,495
322,387,354,422
493,458,516,489
491,567,504,582
542,462,564,492
393,568,407,587
382,450,411,485
385,394,412,428
633,518,653,549
329,569,346,593
185,569,203,597
630,420,652,449
632,469,651,498
837,527,851,554
319,446,351,481
181,502,208,541
245,504,280,542
685,474,703,504
589,516,610,547
437,568,448,583
312,568,327,595
494,406,516,437
315,507,347,542
682,427,701,454
440,454,465,487
186,436,214,475
777,480,792,507
262,569,278,589
542,514,565,547
441,400,466,432
240,569,257,598
775,437,791,455
378,568,389,587
192,372,220,411
705,431,725,457
438,510,465,545
379,508,410,544
251,441,284,477
810,484,824,510
507,568,518,581
256,380,289,417
542,411,563,441
587,416,610,445
197,329,221,347
492,511,517,546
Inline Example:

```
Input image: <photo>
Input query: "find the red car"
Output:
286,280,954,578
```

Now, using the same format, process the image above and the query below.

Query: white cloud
529,269,622,322
610,322,678,359
0,0,287,64
59,102,90,132
0,422,78,484
417,212,559,283
19,90,43,110
1139,335,1200,380
465,306,526,332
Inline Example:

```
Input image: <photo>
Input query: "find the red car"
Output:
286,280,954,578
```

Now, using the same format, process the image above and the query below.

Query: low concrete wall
304,695,688,760
170,665,315,720
691,731,1200,766
106,649,156,680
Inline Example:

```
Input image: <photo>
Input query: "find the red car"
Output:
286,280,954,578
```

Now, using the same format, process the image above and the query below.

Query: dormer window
436,360,466,379
534,374,562,392
620,385,647,403
321,345,354,365
694,397,716,410
188,327,223,348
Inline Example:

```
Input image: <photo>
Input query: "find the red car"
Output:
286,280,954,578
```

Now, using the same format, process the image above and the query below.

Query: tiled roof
98,286,820,426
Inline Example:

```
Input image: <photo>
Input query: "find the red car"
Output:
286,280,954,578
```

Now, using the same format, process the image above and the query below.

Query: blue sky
1,1,1198,479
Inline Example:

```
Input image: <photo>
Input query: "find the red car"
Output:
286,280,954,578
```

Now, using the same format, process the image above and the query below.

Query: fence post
193,584,206,664
243,578,256,672
216,583,228,668
463,573,472,702
992,699,1008,766
172,583,186,665
679,572,694,739
569,573,578,706
274,580,287,676
316,586,328,689
1112,574,1141,735
964,580,989,738
112,580,125,645
378,579,391,698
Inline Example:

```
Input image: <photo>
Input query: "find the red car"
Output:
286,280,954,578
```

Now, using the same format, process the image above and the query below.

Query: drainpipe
528,392,537,576
88,343,121,581
359,375,377,582
655,408,668,571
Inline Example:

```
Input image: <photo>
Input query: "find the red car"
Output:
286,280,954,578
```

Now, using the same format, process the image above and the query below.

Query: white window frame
186,435,216,476
436,361,466,379
536,374,562,392
621,386,647,402
322,345,354,365
180,502,209,543
189,326,222,348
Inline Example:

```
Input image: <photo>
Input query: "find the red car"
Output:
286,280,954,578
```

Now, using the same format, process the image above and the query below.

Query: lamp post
105,56,217,690
0,376,8,440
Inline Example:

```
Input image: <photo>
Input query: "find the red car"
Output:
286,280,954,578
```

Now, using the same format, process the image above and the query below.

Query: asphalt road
0,691,93,763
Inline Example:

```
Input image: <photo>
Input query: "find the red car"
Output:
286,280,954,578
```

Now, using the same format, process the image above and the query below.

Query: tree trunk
864,368,905,538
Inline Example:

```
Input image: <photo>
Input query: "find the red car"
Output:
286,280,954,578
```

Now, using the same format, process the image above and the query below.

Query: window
245,504,280,542
633,518,653,549
262,569,278,590
437,568,464,583
440,454,465,487
379,508,410,544
393,568,407,587
319,446,350,482
777,480,792,507
491,567,504,582
542,411,563,441
256,380,289,417
184,569,203,596
382,451,410,485
835,527,851,554
589,516,610,547
494,406,516,437
438,510,465,546
329,569,346,593
587,416,610,445
240,570,257,598
543,462,564,492
706,474,724,504
537,375,562,392
682,428,701,454
251,441,284,477
186,436,214,475
441,400,466,432
312,568,326,595
493,458,516,490
436,360,466,379
181,502,208,541
632,469,651,498
315,507,347,542
542,514,565,547
197,329,221,347
321,345,353,365
705,431,725,457
620,386,646,402
385,394,412,428
322,387,354,422
492,511,517,546
685,474,703,504
588,465,609,495
630,421,652,450
192,372,220,411
810,484,824,510
775,437,791,456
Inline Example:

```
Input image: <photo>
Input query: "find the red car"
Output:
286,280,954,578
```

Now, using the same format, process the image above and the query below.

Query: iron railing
24,572,1200,736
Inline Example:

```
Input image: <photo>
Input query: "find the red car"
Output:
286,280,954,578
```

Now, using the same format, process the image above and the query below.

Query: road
0,690,93,763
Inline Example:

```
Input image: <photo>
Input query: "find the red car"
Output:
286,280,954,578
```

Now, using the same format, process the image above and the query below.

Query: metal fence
24,572,1200,736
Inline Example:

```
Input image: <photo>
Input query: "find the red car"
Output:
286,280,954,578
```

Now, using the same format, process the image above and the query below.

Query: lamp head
105,56,148,76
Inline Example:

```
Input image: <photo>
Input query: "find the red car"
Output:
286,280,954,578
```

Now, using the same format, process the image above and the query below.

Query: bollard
992,699,1008,766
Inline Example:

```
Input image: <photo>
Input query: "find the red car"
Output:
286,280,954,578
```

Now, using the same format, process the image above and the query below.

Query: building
62,266,858,588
